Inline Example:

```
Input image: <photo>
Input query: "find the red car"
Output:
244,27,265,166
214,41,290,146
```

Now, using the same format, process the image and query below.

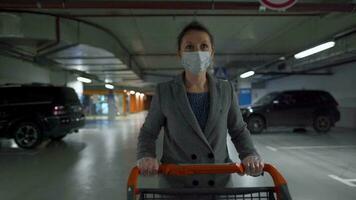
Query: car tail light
53,105,66,116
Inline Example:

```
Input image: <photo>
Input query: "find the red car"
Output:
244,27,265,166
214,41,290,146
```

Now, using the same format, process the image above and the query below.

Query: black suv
0,84,85,148
241,90,340,134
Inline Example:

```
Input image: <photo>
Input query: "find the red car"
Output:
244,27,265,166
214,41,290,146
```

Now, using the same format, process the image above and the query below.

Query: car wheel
51,134,67,141
313,115,332,133
247,115,265,134
13,122,43,149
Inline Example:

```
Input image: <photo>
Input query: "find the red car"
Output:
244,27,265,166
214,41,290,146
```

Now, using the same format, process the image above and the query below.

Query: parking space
1,113,355,200
251,128,356,199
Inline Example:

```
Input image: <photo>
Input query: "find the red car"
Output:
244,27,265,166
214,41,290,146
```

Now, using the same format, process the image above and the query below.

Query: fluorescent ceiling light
240,71,255,79
294,41,335,59
105,84,114,90
77,76,92,83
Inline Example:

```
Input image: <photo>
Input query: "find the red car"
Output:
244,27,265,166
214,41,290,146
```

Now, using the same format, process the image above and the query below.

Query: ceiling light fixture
77,76,92,83
294,41,335,59
240,71,255,79
105,84,114,90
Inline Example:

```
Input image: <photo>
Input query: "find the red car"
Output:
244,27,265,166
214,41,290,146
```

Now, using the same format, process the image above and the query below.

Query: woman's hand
136,157,159,176
242,155,264,176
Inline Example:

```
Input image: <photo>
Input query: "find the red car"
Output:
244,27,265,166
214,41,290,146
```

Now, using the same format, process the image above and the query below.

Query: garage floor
0,112,355,200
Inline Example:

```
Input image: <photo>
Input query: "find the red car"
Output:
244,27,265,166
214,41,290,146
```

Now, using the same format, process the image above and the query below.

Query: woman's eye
201,44,209,50
185,44,194,51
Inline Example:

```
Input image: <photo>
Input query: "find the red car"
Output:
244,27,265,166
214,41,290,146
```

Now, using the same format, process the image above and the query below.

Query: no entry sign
259,0,297,10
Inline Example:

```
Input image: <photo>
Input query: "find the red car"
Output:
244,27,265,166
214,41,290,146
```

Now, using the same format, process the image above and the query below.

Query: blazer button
191,154,197,160
208,180,215,186
192,180,199,186
208,153,214,159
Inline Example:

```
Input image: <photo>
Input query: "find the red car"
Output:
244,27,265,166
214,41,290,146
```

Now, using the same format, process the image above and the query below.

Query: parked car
241,90,340,134
0,84,85,148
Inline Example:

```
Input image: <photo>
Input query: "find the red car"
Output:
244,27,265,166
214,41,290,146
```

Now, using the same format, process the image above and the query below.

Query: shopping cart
127,163,292,200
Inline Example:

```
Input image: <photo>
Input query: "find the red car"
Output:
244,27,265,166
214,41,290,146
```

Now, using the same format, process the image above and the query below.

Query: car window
0,88,24,105
319,92,337,104
24,87,52,103
278,93,297,106
254,92,280,105
294,92,316,106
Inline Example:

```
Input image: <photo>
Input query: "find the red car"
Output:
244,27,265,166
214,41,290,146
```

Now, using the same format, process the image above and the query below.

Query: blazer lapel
204,73,221,139
172,73,213,151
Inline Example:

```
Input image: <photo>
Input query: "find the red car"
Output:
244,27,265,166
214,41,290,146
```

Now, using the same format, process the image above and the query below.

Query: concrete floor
0,112,355,200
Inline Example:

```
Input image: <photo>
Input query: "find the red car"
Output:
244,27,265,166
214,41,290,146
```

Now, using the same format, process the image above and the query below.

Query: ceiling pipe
262,57,356,82
0,48,34,62
0,9,144,79
68,13,324,18
132,53,283,57
87,69,132,72
144,68,182,71
62,63,123,66
37,17,60,54
0,2,355,12
303,57,356,73
256,72,333,76
0,41,35,57
143,73,176,78
255,24,356,76
52,56,117,59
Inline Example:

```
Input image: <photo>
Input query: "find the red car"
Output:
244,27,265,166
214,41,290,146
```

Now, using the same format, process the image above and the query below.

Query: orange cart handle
127,163,290,200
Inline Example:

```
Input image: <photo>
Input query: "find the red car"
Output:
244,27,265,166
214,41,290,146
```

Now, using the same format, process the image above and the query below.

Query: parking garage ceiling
0,0,356,90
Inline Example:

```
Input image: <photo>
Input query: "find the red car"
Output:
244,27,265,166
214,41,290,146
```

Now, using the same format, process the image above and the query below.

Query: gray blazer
137,72,258,187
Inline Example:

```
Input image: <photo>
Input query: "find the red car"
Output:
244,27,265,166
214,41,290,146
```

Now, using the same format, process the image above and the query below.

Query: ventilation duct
0,13,23,38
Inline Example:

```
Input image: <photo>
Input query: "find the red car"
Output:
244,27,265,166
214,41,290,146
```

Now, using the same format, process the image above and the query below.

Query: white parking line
280,145,356,150
265,145,356,151
266,146,278,151
328,175,356,187
80,128,100,132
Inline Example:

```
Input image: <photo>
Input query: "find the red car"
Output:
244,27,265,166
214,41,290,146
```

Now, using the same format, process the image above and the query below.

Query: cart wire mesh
139,187,276,200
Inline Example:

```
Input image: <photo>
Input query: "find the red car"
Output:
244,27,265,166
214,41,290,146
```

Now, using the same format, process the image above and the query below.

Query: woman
137,22,264,187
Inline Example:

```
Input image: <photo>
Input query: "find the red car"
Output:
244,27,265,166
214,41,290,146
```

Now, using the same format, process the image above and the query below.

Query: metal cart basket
127,163,292,200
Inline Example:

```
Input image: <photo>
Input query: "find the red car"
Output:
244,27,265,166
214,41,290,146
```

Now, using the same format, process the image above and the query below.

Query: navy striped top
187,92,210,133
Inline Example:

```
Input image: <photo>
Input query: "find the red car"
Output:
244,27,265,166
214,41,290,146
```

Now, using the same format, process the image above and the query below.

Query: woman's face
178,30,214,58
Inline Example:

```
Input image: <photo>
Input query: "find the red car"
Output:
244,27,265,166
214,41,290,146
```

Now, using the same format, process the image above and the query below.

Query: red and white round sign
259,0,297,10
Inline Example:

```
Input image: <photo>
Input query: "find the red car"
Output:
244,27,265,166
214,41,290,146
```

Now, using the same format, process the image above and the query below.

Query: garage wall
0,55,51,84
0,55,83,98
50,70,84,99
264,62,356,128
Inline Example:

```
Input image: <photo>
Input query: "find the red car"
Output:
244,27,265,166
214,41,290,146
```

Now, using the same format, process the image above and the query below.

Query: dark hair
177,21,214,51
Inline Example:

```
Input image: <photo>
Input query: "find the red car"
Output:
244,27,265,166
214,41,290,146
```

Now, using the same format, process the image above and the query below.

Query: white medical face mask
181,51,212,75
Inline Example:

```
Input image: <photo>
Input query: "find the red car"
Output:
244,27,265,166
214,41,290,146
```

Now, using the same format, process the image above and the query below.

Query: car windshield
254,92,280,106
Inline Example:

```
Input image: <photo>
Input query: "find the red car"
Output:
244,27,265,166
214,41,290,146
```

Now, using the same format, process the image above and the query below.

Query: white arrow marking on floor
328,175,356,187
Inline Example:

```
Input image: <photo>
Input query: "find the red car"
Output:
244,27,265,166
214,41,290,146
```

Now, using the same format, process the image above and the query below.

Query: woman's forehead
182,30,211,43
